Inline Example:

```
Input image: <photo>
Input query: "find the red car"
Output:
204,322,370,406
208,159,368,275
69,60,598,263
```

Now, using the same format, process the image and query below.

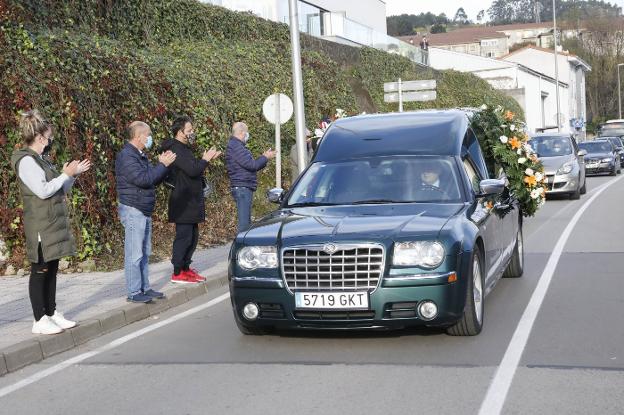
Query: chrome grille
281,243,385,293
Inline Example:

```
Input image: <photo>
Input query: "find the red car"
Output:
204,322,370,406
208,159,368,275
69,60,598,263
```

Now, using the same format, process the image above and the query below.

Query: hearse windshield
287,156,463,206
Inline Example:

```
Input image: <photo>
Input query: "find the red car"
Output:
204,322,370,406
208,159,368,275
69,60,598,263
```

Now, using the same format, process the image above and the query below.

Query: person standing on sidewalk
115,121,176,303
225,122,275,232
11,110,91,335
159,115,221,284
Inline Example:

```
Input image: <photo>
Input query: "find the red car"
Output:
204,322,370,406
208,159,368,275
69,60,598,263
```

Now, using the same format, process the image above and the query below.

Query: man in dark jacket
115,121,176,303
159,115,221,284
225,122,275,232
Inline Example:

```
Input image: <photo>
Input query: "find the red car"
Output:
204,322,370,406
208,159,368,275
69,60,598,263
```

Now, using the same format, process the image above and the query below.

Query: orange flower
504,111,514,121
524,175,537,187
486,201,494,210
509,136,521,149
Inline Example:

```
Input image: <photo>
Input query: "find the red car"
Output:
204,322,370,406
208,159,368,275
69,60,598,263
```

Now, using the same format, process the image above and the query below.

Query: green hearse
228,110,523,336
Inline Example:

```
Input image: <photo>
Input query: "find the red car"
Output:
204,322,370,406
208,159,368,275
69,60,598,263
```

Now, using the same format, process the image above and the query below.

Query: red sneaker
183,268,206,282
170,272,198,284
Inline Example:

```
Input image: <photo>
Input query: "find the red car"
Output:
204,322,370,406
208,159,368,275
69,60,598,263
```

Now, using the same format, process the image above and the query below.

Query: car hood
539,155,575,174
584,152,613,160
242,203,465,245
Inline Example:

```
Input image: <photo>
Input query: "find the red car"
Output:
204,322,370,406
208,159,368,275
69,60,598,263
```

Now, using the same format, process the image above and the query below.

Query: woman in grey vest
10,110,91,335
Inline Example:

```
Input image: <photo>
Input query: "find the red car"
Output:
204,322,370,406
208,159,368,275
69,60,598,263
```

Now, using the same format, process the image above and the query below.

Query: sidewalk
0,244,230,374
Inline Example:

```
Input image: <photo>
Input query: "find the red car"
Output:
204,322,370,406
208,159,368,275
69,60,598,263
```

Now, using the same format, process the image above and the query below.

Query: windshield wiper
352,199,403,205
287,202,338,208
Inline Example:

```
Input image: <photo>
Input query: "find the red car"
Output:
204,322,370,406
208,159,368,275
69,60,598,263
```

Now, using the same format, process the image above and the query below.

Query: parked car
228,110,524,337
603,136,624,167
530,133,586,199
578,139,621,176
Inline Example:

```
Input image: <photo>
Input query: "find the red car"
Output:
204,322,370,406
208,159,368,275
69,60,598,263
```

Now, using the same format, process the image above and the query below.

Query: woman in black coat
159,115,220,284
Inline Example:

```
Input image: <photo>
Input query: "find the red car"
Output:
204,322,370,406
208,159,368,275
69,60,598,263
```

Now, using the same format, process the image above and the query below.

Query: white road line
478,175,624,415
0,292,231,399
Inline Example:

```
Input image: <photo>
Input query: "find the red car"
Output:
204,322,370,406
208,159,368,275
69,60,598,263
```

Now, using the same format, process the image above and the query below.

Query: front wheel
446,247,484,336
503,228,524,278
580,179,587,195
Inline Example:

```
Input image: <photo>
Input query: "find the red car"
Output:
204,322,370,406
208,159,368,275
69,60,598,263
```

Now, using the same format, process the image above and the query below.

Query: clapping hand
63,159,92,177
263,148,276,159
159,150,177,167
202,147,222,162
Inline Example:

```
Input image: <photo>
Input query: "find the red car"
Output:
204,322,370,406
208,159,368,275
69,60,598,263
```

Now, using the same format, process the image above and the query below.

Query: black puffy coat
159,138,209,224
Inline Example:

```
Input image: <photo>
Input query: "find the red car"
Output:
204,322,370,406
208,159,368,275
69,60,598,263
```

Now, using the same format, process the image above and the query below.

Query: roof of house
501,45,592,71
398,22,557,47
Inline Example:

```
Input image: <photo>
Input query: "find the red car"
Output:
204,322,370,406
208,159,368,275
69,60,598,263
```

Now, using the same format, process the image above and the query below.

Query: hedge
0,0,523,271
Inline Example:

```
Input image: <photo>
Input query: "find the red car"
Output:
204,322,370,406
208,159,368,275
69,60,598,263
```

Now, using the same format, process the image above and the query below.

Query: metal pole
618,64,622,119
398,78,403,113
553,0,561,132
288,0,308,174
275,94,282,189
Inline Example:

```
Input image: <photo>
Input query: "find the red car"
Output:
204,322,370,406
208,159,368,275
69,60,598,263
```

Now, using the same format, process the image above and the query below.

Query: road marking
478,175,624,415
0,292,231,399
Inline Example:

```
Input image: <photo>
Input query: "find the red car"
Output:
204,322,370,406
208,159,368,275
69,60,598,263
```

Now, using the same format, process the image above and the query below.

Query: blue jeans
231,187,253,232
118,204,152,297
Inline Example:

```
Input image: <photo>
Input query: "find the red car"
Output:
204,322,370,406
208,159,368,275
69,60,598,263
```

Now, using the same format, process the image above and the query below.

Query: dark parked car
530,133,586,199
603,136,624,167
228,110,524,336
578,139,621,176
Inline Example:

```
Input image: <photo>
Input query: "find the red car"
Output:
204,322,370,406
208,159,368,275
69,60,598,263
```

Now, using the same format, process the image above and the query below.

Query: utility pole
553,0,561,132
287,0,308,174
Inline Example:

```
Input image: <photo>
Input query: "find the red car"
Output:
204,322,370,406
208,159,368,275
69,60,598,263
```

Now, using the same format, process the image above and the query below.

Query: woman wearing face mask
159,115,221,284
10,110,91,335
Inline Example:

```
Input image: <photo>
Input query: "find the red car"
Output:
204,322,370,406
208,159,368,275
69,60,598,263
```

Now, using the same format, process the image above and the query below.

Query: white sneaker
32,315,63,335
50,311,77,329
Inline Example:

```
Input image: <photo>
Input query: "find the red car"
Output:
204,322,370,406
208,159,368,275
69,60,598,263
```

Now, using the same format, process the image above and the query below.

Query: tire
580,179,587,195
447,247,484,336
569,187,580,200
618,167,622,175
503,227,524,278
610,166,617,176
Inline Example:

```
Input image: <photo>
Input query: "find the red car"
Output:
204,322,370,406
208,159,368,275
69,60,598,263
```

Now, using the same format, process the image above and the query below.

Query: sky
385,0,624,20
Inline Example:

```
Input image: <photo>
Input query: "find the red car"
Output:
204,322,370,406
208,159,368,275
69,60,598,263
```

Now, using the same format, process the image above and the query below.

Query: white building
429,47,573,135
200,0,425,64
502,45,591,135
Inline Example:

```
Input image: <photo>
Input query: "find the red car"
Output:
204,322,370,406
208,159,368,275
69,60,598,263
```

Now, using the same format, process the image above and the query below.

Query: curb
0,274,229,376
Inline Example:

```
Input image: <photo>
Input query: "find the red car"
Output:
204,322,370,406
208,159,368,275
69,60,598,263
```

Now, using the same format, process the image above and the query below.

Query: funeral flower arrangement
470,105,546,216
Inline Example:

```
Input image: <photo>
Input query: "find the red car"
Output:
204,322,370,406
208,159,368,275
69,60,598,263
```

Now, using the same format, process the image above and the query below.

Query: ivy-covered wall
0,0,523,271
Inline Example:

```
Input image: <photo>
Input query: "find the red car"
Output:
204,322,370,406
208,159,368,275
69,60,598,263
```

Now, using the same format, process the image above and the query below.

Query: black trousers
171,223,199,274
29,244,58,321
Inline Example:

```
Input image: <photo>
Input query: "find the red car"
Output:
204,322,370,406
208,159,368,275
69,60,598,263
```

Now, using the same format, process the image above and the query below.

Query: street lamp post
553,0,561,132
618,63,624,119
287,0,308,174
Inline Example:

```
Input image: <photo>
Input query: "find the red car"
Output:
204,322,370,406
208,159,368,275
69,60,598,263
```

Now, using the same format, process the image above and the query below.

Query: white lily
499,135,508,144
518,157,527,164
525,168,535,176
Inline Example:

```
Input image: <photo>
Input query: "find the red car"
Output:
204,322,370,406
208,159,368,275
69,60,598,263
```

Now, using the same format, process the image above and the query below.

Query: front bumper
229,262,470,331
544,172,579,194
585,161,615,175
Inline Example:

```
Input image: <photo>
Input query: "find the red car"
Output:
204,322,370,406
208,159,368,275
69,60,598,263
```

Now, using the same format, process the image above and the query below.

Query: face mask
243,132,250,143
145,135,153,150
186,133,196,145
42,137,54,155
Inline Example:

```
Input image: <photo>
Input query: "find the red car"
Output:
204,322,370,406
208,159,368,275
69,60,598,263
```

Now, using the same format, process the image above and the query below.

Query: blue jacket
115,142,169,216
225,137,268,191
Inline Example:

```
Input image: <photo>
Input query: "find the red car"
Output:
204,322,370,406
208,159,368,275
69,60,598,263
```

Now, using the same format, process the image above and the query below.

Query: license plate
295,292,369,309
587,163,598,168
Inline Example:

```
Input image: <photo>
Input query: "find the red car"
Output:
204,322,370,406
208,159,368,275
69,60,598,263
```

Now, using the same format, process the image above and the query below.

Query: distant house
399,22,582,59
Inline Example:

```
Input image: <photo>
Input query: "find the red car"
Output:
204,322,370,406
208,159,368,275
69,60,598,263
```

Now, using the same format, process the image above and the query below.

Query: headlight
393,241,445,268
601,157,613,163
556,161,574,175
237,246,278,270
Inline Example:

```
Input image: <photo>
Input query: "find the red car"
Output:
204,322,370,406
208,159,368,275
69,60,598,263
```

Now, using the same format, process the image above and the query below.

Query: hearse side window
462,158,481,194
463,128,490,179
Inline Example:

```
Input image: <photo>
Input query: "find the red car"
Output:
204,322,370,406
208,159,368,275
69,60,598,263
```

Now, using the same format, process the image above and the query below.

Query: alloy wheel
473,257,483,325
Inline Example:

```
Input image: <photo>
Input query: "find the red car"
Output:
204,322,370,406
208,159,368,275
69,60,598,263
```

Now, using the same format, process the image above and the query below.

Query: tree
386,12,450,36
454,7,469,24
488,0,535,24
477,9,485,23
430,23,447,33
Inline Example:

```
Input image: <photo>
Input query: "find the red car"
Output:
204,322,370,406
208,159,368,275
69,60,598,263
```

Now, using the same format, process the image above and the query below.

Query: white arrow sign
384,80,436,92
384,90,437,103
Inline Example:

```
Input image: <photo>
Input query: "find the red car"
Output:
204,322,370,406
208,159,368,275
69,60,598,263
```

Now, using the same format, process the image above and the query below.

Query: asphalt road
1,174,623,415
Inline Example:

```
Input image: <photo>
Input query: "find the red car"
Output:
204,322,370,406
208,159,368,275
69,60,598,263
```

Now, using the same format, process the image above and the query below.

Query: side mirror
578,150,587,157
267,188,285,204
477,179,506,197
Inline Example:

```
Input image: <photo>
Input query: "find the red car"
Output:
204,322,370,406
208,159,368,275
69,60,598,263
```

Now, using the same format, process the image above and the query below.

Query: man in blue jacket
225,122,275,232
115,121,176,303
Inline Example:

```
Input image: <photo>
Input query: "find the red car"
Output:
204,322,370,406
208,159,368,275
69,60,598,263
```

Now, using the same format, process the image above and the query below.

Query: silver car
530,133,587,199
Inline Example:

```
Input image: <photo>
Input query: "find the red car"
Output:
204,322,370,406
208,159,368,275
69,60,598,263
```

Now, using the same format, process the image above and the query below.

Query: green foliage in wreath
470,105,546,217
